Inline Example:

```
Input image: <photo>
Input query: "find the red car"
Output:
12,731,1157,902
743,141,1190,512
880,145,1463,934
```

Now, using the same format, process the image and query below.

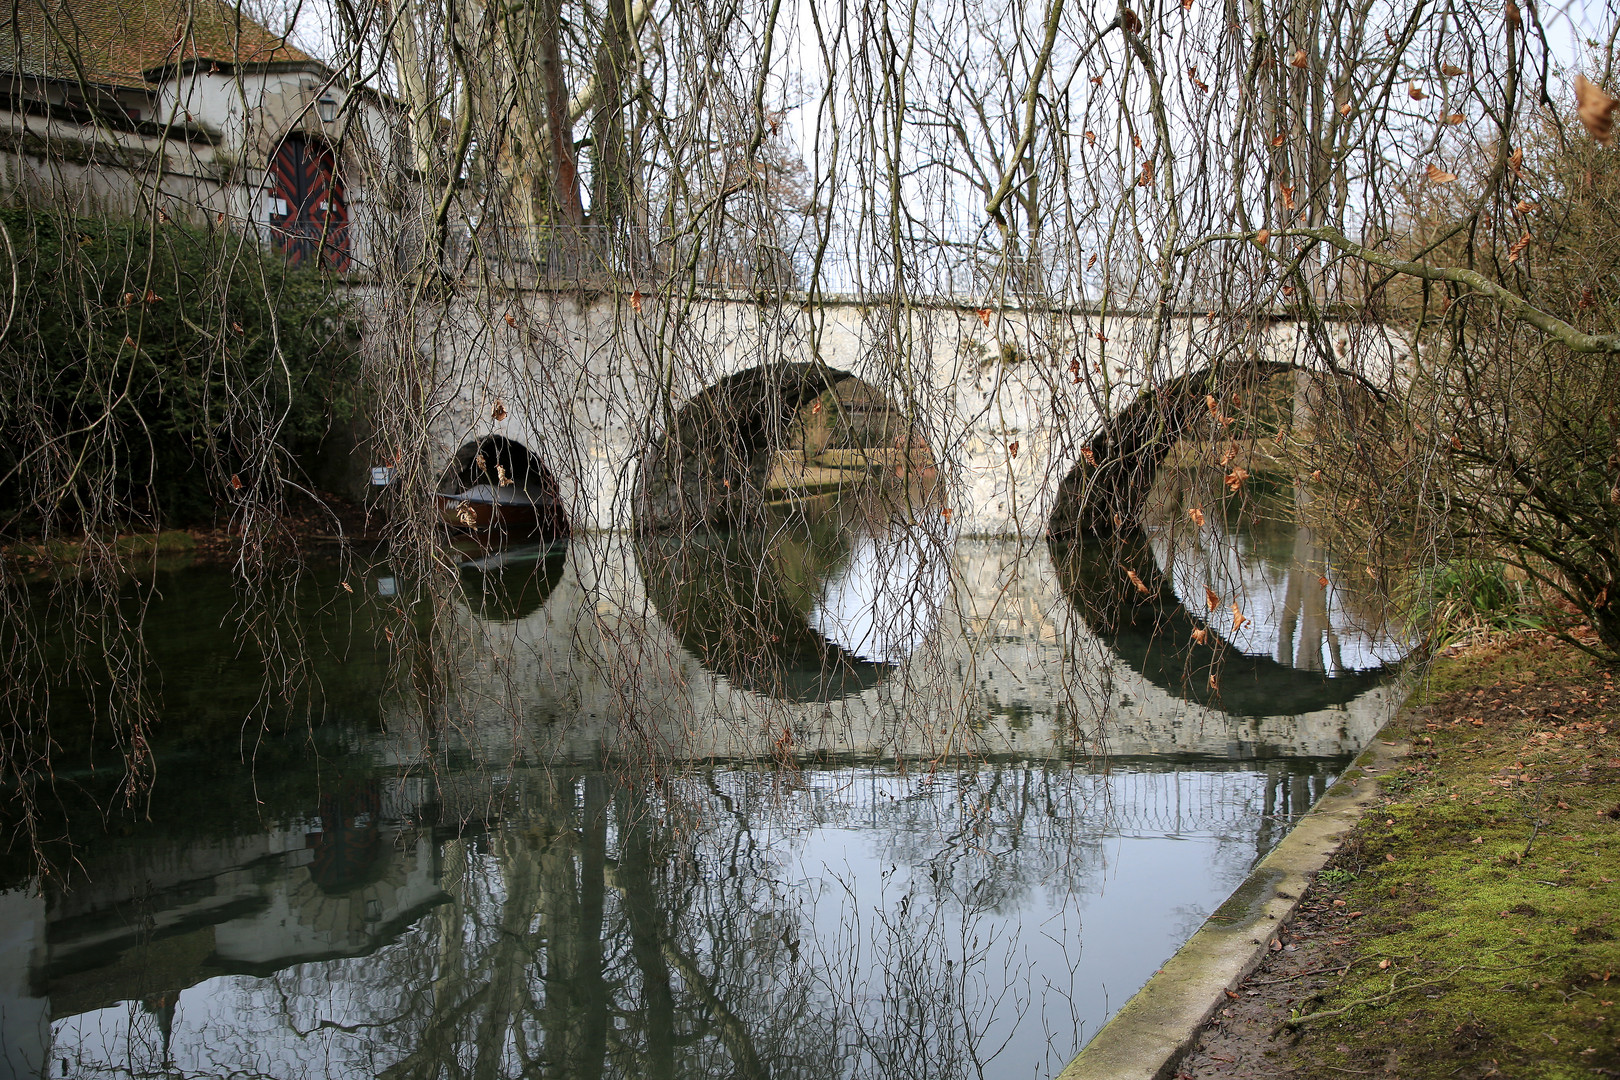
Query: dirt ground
1178,631,1620,1080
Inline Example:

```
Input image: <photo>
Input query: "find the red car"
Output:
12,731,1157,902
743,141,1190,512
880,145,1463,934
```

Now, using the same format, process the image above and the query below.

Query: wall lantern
315,93,340,123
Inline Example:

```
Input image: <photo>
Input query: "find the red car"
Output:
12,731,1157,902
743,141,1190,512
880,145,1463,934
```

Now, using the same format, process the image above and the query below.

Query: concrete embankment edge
1057,735,1409,1080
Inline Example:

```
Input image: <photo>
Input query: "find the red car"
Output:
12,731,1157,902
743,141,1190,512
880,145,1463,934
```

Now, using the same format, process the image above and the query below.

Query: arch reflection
1051,470,1407,718
634,366,946,702
455,540,569,623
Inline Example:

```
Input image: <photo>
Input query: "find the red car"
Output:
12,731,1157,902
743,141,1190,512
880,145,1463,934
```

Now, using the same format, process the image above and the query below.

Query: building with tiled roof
0,0,403,271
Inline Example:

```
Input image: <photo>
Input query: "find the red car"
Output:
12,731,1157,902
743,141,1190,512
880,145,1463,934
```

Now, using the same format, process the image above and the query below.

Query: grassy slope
1285,633,1620,1078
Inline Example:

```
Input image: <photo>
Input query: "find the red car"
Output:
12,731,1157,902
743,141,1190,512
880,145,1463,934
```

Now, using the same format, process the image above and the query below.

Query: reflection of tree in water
378,771,842,1080
1142,473,1407,675
29,759,1350,1080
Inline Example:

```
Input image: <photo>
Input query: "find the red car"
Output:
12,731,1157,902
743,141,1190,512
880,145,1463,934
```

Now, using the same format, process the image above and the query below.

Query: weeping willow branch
1181,226,1620,353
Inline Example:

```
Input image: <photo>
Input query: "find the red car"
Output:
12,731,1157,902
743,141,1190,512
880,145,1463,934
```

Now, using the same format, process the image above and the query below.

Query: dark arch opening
1046,363,1402,716
1047,360,1300,540
631,364,944,702
437,435,569,541
635,362,938,533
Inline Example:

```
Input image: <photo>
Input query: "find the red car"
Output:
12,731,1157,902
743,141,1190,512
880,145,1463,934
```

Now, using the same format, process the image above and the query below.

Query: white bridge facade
403,291,1396,536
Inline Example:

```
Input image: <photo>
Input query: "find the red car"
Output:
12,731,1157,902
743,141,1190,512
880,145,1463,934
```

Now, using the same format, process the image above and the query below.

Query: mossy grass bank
1183,632,1620,1079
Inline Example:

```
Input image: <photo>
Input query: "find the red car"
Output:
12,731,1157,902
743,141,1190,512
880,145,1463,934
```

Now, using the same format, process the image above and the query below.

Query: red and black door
268,135,351,271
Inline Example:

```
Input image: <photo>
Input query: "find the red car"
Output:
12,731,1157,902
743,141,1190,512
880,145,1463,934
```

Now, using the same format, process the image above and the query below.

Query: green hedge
0,208,360,529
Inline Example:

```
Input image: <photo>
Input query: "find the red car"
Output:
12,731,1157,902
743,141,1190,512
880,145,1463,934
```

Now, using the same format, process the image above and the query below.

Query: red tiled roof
0,0,313,90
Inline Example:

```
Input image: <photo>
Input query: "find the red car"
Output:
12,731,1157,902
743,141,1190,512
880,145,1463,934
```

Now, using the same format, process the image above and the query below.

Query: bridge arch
1045,361,1404,715
630,363,947,702
437,434,569,540
632,363,938,533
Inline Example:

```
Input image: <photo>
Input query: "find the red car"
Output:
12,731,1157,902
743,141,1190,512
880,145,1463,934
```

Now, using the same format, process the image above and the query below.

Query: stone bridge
399,291,1402,537
358,290,1409,773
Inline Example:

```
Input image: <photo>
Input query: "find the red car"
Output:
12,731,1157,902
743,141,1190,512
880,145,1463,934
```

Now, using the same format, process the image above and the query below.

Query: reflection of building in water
0,776,445,1078
1145,479,1409,675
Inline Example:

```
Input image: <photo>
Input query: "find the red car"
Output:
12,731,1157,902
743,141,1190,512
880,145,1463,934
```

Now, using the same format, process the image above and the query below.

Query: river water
0,475,1409,1080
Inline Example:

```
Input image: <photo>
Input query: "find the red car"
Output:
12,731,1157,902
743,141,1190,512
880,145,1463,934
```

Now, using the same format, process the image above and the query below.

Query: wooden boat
437,480,569,539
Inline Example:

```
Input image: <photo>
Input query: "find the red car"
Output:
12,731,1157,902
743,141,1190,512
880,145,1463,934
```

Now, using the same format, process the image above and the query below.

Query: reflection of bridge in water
402,534,1401,771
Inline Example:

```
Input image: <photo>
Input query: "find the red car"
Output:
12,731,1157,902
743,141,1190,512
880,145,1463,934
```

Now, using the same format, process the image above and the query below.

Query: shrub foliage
0,208,360,531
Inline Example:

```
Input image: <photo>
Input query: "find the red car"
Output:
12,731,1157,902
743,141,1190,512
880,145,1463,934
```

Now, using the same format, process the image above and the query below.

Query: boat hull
437,494,568,540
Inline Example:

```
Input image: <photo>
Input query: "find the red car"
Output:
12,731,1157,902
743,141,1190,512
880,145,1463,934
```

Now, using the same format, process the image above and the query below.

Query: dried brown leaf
1507,230,1531,263
1576,74,1618,147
